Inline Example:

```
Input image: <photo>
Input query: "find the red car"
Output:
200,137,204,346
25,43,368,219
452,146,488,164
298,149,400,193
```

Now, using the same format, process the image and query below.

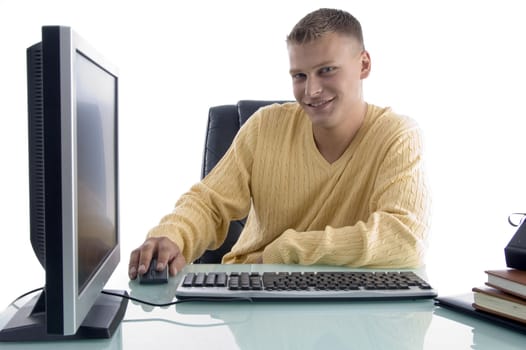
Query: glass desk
1,264,525,349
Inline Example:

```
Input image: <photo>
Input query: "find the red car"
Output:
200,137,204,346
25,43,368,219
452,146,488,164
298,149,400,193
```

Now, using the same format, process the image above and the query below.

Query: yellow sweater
148,102,431,268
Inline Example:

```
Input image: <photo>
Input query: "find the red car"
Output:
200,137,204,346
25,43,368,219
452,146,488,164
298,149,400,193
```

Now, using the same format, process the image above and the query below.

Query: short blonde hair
287,8,365,50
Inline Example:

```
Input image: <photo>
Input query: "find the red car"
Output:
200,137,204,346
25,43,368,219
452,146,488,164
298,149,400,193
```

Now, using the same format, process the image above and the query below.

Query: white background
1,0,526,308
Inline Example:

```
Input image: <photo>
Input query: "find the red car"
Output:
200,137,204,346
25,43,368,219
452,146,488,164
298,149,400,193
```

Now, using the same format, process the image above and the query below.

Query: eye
291,72,306,81
319,66,336,75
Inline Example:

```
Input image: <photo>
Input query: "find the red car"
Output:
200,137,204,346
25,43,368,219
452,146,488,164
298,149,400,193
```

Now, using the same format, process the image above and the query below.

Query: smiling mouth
305,97,335,108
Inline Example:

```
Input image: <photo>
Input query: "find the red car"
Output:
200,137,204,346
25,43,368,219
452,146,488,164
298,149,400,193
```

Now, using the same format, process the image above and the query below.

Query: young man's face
288,32,371,130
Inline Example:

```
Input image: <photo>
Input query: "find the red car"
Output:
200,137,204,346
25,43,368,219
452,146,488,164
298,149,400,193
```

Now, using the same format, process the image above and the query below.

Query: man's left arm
262,128,431,268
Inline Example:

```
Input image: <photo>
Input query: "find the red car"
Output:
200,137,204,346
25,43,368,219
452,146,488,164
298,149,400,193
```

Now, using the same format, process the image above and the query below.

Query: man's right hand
128,236,186,280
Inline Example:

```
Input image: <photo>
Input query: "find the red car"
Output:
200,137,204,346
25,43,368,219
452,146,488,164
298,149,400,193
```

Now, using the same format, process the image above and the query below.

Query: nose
305,76,322,97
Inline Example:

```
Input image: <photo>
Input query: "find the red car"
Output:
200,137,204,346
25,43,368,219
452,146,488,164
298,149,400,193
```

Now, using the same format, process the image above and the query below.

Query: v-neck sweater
148,102,431,268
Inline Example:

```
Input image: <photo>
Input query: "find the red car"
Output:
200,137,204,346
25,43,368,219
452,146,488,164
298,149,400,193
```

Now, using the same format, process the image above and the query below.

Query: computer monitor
0,26,127,341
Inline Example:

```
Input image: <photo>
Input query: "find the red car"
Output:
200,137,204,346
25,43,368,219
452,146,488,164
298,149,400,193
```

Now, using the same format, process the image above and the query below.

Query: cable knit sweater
148,102,431,268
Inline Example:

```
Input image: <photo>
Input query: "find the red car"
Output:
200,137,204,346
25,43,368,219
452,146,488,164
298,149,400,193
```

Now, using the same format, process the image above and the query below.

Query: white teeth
309,100,327,107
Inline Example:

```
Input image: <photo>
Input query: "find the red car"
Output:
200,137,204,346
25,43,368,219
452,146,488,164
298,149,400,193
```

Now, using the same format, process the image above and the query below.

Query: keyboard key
182,273,195,287
216,273,227,287
194,273,205,287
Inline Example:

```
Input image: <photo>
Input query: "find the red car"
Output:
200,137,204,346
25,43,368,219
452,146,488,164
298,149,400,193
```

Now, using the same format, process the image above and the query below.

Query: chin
307,113,335,129
304,102,337,126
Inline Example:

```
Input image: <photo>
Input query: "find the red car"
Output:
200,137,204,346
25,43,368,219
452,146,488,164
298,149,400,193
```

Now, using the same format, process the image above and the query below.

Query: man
128,8,430,280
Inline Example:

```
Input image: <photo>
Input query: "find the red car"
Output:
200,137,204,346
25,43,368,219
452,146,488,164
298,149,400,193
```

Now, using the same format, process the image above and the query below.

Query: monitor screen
0,26,127,342
75,51,117,293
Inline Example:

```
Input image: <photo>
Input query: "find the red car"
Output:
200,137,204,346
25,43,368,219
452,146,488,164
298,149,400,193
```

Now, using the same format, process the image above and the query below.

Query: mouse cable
101,290,254,307
7,287,252,309
7,287,44,306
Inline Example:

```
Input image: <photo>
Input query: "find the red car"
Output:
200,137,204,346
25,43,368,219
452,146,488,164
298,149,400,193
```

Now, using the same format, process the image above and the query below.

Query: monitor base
0,289,128,342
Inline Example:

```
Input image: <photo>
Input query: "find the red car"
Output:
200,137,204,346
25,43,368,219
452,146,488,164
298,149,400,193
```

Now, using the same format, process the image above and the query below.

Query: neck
313,102,367,164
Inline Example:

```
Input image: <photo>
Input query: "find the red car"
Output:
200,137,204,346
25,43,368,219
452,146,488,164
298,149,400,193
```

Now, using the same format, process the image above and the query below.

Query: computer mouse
138,258,169,284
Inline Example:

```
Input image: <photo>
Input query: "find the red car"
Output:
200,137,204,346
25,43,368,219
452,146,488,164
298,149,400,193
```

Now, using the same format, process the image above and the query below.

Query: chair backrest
196,100,287,263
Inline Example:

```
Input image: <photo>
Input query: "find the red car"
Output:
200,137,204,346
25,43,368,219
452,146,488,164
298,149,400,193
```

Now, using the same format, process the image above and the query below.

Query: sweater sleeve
147,114,260,263
261,127,431,268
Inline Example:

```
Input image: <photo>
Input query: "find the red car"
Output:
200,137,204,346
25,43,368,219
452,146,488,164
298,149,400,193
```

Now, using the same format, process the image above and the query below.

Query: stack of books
472,269,526,324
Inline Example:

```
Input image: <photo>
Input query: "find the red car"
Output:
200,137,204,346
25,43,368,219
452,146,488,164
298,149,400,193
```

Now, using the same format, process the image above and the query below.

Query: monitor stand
0,289,128,342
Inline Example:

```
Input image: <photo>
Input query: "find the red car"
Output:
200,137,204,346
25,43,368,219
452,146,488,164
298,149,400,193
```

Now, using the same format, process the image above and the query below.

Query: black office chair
195,100,287,263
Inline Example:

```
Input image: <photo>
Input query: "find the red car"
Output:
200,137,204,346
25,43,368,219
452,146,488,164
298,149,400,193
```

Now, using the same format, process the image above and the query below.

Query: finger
155,237,177,270
169,252,187,276
137,239,156,275
128,248,141,279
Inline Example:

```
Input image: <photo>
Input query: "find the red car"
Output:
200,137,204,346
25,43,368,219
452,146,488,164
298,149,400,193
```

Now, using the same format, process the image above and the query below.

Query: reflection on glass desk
174,297,433,349
1,264,526,349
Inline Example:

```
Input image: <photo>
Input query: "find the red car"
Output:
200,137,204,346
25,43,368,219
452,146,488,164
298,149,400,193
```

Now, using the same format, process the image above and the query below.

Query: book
472,286,526,324
485,269,526,299
435,293,526,335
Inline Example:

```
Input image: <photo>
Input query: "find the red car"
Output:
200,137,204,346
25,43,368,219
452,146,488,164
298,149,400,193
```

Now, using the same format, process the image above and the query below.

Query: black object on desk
435,293,526,335
505,218,526,270
138,259,169,285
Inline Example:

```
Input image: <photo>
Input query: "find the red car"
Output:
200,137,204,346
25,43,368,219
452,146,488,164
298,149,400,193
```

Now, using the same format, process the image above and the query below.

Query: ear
360,50,371,79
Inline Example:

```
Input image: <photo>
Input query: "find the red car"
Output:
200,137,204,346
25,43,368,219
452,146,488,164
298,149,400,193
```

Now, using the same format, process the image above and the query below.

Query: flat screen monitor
0,26,127,341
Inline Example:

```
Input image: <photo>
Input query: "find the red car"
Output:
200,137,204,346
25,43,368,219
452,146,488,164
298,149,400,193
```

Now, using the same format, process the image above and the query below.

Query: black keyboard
175,271,437,301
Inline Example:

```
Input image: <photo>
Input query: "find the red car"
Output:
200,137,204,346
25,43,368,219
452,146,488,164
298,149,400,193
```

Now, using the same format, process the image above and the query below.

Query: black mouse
138,258,169,284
